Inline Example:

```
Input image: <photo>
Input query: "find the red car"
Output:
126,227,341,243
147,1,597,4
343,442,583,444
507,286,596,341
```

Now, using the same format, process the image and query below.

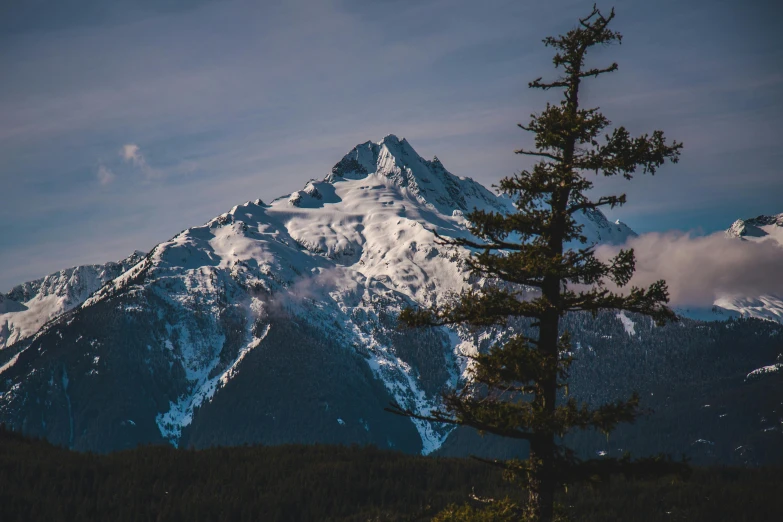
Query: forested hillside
437,314,783,466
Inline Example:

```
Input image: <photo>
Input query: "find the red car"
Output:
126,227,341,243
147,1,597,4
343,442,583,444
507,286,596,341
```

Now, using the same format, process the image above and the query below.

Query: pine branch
529,77,569,90
578,4,602,27
470,455,516,473
566,194,626,214
578,63,618,78
514,148,562,161
561,284,677,325
578,127,683,179
385,402,535,441
399,288,546,329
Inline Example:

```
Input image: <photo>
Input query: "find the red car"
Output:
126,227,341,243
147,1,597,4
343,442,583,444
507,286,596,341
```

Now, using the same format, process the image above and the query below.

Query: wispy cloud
121,143,158,180
97,164,115,186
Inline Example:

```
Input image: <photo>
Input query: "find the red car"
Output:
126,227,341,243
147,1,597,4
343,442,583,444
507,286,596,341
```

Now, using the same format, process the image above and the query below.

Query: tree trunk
528,436,556,522
529,315,558,522
525,61,581,522
533,180,567,520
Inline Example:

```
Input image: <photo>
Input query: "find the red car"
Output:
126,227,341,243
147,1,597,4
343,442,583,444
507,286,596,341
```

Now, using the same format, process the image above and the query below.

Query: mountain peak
316,135,637,245
380,133,403,144
328,134,417,180
325,135,506,216
726,213,783,242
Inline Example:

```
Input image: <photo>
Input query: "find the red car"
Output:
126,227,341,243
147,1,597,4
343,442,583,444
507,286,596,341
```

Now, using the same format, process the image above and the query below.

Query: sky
1,0,781,290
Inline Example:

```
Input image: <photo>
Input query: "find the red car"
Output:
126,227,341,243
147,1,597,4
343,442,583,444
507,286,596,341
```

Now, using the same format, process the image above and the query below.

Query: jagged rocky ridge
726,213,783,240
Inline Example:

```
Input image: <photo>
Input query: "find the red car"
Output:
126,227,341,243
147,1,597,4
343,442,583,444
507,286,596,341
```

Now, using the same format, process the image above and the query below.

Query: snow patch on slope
157,324,271,445
617,311,636,336
0,352,22,376
714,296,783,323
745,359,782,381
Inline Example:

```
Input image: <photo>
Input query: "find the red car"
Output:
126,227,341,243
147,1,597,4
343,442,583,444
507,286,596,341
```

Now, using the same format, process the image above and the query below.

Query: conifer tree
391,6,686,521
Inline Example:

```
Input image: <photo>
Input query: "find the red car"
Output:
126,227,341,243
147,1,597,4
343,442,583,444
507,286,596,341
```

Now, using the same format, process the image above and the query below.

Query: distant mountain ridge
726,213,783,242
0,252,145,349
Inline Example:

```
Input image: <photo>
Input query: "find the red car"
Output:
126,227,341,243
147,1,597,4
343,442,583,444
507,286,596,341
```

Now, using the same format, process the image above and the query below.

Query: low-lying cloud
595,232,783,307
262,267,361,318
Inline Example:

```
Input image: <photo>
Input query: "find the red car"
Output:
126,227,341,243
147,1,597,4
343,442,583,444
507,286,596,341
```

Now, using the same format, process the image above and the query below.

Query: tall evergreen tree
391,6,685,521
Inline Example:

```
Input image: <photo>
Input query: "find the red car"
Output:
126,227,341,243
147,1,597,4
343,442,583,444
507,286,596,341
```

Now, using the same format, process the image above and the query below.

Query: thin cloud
97,164,115,186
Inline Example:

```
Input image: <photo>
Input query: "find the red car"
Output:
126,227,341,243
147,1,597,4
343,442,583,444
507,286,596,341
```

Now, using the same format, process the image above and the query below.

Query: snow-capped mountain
0,252,145,350
0,135,637,454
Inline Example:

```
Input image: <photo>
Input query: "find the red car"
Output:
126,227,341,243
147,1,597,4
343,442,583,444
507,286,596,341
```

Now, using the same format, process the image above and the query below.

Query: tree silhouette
391,5,686,521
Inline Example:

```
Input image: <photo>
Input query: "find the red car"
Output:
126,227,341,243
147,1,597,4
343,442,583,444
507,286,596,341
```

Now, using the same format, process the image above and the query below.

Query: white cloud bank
595,232,783,307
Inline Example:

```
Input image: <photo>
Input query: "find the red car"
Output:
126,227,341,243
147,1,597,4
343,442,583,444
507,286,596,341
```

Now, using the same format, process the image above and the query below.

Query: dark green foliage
1,428,781,522
392,6,684,520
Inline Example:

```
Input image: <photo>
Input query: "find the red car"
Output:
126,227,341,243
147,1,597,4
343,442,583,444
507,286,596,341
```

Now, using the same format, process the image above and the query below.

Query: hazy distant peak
726,212,783,243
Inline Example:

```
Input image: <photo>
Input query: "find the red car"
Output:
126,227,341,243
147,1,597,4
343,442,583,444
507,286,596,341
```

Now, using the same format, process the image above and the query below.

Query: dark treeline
2,426,782,522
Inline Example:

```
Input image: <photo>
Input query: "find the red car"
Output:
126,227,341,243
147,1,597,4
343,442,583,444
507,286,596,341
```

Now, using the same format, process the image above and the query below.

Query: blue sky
1,0,781,290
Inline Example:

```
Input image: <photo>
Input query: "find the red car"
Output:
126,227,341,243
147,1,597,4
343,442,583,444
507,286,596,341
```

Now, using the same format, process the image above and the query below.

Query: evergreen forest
2,426,782,522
